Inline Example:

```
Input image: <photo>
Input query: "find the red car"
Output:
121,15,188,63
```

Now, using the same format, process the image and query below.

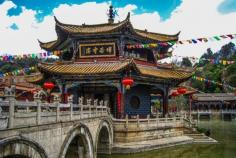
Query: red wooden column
117,91,125,119
117,91,121,118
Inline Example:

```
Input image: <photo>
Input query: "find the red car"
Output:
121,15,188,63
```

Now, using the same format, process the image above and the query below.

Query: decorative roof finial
126,12,130,21
108,5,115,24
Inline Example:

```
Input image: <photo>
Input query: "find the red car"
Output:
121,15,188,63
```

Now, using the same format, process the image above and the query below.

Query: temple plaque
79,43,116,58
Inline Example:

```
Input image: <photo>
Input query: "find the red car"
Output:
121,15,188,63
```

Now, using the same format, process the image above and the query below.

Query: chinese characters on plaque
79,43,116,58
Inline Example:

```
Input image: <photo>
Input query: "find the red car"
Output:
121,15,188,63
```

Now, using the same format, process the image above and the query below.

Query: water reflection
99,120,236,158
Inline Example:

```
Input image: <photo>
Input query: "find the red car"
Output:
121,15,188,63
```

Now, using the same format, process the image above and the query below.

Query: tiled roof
192,93,236,101
38,60,130,75
38,60,193,80
134,29,178,42
0,76,42,91
39,14,179,50
24,73,44,83
57,19,129,34
137,65,193,80
39,40,57,50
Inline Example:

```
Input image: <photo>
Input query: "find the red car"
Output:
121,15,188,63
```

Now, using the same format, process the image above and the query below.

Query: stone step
185,134,218,144
112,136,194,154
114,131,183,143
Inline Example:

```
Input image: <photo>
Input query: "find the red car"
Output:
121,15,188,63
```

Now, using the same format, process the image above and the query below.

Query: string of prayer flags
192,75,236,90
0,66,36,78
199,58,235,65
0,48,70,62
126,33,236,49
171,55,235,65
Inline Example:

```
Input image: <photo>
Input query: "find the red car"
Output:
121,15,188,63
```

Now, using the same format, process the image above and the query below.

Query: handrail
0,99,109,129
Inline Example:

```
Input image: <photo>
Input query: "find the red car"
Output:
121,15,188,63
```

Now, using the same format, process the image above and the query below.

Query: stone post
94,99,98,117
54,96,60,123
68,96,73,121
104,101,109,115
33,91,43,125
197,109,200,121
36,99,41,125
87,99,91,118
156,112,159,125
8,96,15,128
125,114,128,129
99,100,104,116
147,114,150,126
137,114,140,128
26,106,30,113
79,97,83,119
5,85,16,128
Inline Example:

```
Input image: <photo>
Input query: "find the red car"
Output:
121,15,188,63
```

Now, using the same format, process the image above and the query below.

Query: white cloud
161,0,236,58
53,2,109,25
0,0,236,58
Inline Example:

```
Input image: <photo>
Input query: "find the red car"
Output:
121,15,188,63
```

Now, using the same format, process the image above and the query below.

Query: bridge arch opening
96,120,113,156
60,124,94,158
65,134,90,158
0,136,48,158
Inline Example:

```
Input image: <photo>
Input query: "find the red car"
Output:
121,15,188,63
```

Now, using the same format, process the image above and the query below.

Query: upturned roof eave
38,59,193,82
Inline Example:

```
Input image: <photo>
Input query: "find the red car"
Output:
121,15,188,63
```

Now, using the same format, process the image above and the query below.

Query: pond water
100,120,236,158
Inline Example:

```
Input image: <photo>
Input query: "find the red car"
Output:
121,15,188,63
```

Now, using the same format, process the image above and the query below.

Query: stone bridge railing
0,97,109,129
111,114,194,143
192,110,236,114
220,110,236,114
112,114,185,131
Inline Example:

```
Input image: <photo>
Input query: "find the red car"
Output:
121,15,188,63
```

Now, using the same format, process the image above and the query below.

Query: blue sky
4,0,182,20
0,0,236,57
218,0,236,13
3,0,236,21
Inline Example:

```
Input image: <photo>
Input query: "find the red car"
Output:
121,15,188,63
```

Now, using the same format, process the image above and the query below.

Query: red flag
227,34,234,39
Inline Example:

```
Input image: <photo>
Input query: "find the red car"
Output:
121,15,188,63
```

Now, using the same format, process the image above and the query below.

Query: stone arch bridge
0,96,113,158
0,94,193,158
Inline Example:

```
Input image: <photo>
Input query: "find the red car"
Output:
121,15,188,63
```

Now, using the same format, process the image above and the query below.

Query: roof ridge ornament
108,5,115,24
126,12,130,21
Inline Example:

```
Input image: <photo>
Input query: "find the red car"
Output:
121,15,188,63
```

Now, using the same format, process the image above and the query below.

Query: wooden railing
0,98,109,129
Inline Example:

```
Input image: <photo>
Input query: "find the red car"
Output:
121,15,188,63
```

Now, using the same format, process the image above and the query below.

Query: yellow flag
223,60,227,65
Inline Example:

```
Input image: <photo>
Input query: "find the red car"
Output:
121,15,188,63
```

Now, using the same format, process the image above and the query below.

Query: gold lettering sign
79,43,116,58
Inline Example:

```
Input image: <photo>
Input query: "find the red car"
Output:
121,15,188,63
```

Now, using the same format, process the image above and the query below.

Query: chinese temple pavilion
38,7,193,118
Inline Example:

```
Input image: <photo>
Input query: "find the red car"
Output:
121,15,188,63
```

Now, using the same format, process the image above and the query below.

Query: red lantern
122,77,134,89
171,91,179,97
177,87,187,94
43,82,55,90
